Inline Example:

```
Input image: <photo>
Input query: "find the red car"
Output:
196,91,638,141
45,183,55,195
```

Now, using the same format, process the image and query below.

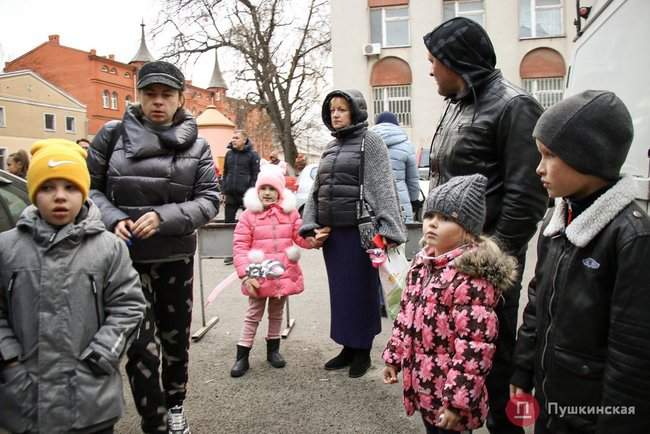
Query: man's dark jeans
485,250,527,434
224,194,243,223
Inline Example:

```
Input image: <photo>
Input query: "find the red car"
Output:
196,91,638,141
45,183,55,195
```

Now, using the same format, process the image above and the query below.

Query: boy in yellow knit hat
0,139,145,433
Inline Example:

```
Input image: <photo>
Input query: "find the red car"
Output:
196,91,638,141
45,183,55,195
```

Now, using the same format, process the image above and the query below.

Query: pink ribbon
205,271,239,307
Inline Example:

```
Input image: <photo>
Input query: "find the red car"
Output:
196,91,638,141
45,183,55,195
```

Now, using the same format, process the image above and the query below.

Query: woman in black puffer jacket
87,61,219,434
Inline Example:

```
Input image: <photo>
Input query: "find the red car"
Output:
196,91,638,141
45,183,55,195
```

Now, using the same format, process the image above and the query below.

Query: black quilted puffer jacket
88,104,219,262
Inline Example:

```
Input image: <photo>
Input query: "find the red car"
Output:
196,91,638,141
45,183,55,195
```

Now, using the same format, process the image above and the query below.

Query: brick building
3,25,274,158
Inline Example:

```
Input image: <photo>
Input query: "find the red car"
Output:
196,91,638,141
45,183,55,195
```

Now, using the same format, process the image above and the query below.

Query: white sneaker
167,405,191,434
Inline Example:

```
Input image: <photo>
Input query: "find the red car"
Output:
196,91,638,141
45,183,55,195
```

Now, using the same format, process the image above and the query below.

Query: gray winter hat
533,90,633,181
425,174,487,236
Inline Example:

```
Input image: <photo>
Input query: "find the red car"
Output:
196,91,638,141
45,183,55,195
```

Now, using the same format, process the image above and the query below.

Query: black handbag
357,134,379,250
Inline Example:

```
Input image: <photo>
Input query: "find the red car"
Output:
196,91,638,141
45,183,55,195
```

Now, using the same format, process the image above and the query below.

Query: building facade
0,70,87,164
331,0,576,153
3,29,274,160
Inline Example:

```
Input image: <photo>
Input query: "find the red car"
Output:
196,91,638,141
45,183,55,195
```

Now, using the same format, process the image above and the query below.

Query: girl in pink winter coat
230,165,315,378
383,175,517,433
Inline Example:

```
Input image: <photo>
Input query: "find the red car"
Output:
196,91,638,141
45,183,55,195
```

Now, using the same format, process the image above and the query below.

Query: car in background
0,169,30,232
295,163,319,215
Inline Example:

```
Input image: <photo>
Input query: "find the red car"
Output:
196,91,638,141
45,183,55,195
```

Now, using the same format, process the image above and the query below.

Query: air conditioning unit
362,43,381,56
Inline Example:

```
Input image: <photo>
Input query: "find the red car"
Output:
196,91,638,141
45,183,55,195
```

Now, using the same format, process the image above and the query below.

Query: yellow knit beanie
27,139,90,203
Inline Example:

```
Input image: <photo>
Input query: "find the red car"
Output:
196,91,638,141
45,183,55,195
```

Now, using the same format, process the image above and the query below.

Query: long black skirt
322,226,381,350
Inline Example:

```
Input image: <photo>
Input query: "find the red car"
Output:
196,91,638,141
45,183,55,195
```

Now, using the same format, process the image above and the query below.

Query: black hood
423,17,496,91
321,89,368,137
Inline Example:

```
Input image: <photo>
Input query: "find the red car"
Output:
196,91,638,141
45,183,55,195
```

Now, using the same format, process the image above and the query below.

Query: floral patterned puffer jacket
383,242,517,431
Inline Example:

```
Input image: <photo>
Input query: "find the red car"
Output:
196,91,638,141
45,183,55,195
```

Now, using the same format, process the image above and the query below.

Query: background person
300,89,406,378
423,17,547,433
6,149,29,178
76,138,91,151
372,111,421,222
87,60,219,434
222,129,260,265
0,139,144,434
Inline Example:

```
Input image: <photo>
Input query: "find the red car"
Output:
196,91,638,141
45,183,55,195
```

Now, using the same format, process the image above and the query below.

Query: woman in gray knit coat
300,89,406,378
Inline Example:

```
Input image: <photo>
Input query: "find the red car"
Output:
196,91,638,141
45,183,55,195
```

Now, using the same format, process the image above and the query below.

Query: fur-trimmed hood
454,240,518,291
543,175,637,247
243,187,297,213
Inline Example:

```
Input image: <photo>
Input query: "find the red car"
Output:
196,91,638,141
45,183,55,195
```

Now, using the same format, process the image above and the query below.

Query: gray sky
0,0,217,87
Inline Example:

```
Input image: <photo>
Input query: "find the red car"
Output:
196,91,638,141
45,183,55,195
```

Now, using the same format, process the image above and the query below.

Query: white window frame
371,6,410,48
65,116,76,133
111,92,118,110
372,85,412,127
102,90,110,108
43,113,56,131
520,0,564,39
125,95,132,106
0,106,5,128
443,1,485,26
523,77,564,109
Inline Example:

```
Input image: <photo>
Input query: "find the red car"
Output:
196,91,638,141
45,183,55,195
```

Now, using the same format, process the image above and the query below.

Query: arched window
520,47,566,108
111,92,118,110
370,56,413,126
101,65,109,73
125,95,132,106
124,72,131,78
110,67,117,75
102,90,110,108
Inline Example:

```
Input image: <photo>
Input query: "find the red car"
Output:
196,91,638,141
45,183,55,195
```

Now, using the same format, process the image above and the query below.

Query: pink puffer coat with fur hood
233,187,311,298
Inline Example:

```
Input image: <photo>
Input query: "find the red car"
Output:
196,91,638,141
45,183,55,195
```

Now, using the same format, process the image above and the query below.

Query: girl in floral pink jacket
230,165,314,378
383,175,517,433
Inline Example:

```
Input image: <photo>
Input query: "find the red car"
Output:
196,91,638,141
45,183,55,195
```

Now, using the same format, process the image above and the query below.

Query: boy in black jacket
510,90,650,433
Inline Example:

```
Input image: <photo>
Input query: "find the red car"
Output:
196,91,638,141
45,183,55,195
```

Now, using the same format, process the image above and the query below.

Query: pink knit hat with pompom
256,164,286,199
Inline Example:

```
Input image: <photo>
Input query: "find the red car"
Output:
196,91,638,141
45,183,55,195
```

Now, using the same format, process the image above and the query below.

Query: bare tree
155,0,331,165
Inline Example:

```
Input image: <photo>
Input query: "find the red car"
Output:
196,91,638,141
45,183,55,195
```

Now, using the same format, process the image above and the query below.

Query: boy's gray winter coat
371,122,420,222
0,202,145,433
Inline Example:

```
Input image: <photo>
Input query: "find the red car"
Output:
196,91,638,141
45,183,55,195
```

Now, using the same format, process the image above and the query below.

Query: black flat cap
137,60,185,90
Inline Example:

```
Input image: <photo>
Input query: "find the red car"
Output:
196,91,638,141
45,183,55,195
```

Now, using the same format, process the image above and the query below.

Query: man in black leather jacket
423,17,547,434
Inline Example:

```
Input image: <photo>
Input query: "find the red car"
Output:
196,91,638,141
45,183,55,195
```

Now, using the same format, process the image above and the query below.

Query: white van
566,0,650,210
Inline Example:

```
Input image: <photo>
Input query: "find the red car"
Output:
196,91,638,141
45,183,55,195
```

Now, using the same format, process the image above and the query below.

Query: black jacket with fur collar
511,176,650,433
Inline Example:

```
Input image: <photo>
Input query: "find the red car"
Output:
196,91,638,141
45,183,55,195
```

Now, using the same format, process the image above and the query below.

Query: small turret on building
130,20,155,69
207,49,228,111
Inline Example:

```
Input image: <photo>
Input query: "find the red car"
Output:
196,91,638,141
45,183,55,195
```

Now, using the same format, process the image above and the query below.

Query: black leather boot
324,346,352,370
230,345,251,378
266,339,286,368
349,348,371,378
